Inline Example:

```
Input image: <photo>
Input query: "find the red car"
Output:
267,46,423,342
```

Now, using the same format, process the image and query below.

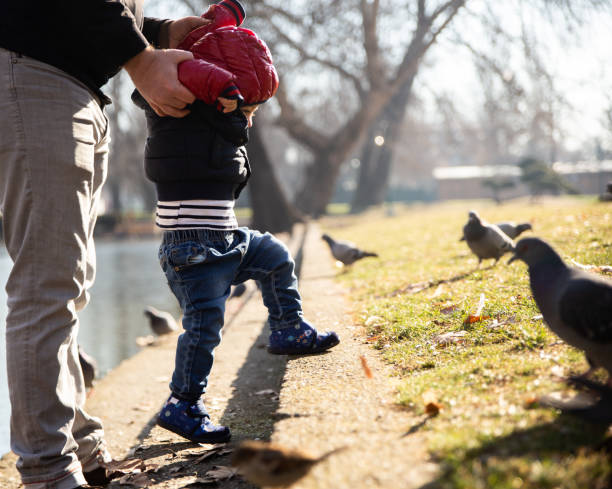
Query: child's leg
156,229,241,442
235,229,339,354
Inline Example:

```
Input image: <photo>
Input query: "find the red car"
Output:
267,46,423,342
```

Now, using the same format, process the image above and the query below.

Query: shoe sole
267,335,340,355
157,419,231,444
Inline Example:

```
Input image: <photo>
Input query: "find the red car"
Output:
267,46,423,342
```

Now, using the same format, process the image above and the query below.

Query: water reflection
0,239,179,455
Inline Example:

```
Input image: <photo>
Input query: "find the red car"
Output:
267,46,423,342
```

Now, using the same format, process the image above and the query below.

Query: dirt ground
0,222,438,489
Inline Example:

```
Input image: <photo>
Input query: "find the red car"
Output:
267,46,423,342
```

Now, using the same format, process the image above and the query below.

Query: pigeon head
508,237,564,267
468,210,480,220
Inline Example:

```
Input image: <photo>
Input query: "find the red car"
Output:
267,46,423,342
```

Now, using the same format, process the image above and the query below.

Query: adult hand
167,16,212,49
124,46,195,118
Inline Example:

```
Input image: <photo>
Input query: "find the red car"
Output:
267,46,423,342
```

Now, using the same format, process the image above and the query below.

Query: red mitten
178,59,240,106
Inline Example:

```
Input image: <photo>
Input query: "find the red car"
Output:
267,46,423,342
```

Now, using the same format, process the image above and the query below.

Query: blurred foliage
518,157,578,196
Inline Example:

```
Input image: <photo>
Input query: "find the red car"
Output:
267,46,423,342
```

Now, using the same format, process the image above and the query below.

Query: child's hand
218,97,238,113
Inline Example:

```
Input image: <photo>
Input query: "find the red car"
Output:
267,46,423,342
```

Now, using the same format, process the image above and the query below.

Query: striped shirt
155,200,238,231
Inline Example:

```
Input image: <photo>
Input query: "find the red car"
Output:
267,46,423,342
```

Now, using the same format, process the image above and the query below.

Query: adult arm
63,1,209,117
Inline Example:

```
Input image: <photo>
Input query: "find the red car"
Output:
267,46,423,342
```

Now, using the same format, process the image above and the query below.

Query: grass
320,196,612,489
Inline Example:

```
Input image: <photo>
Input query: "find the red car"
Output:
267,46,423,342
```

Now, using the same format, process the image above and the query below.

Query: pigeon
321,233,378,266
509,237,612,420
231,440,345,488
460,210,515,265
495,221,532,240
78,345,98,389
144,306,178,335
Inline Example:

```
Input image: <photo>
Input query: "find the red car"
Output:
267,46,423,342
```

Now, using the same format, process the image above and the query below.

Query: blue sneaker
157,395,231,443
268,320,340,355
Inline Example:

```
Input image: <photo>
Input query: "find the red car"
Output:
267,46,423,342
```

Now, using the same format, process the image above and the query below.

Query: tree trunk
294,149,344,217
351,77,415,213
350,130,379,214
248,125,303,233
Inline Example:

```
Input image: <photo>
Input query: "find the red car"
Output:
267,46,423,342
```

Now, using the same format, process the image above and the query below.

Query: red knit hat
190,26,279,105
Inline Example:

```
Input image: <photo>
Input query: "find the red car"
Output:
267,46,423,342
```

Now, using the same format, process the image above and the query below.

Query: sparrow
231,440,345,487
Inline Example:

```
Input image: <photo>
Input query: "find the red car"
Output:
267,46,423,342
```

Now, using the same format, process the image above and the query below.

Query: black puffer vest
132,91,251,201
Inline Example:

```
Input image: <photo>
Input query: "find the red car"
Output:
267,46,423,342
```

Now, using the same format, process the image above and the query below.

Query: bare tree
351,77,415,213
105,72,152,215
247,123,304,233
248,0,466,216
153,0,611,217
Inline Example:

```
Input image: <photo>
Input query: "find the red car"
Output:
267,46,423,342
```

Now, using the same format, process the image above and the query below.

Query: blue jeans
159,227,303,400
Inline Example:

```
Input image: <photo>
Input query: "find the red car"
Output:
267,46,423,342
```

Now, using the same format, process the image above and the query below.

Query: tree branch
273,79,328,151
361,0,384,88
250,3,308,27
267,23,365,98
391,0,466,92
424,0,466,53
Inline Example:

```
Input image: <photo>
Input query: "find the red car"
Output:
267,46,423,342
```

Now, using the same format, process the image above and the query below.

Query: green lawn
321,196,612,489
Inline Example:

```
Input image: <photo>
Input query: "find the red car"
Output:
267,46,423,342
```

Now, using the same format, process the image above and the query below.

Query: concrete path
0,223,438,488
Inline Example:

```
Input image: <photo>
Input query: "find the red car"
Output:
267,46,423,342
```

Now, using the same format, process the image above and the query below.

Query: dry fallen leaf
523,396,539,409
429,284,445,299
550,365,566,378
360,356,373,378
118,472,150,487
425,402,442,416
475,293,485,316
364,315,384,327
193,446,234,464
101,458,147,475
255,389,278,397
570,259,612,275
135,335,156,347
538,390,598,410
391,280,433,296
440,304,459,315
365,334,381,343
463,293,491,324
432,331,467,346
464,314,491,325
486,316,517,329
184,444,227,457
189,465,237,484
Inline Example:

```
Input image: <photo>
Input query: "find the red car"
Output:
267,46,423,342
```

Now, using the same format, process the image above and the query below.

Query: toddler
132,0,339,444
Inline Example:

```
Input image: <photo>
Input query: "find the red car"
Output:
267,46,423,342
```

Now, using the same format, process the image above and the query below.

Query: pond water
0,239,179,456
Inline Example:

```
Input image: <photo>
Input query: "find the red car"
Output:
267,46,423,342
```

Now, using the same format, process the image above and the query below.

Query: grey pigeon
321,234,378,266
509,238,612,422
509,237,612,420
495,221,532,240
460,210,515,265
144,305,178,335
78,345,97,389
